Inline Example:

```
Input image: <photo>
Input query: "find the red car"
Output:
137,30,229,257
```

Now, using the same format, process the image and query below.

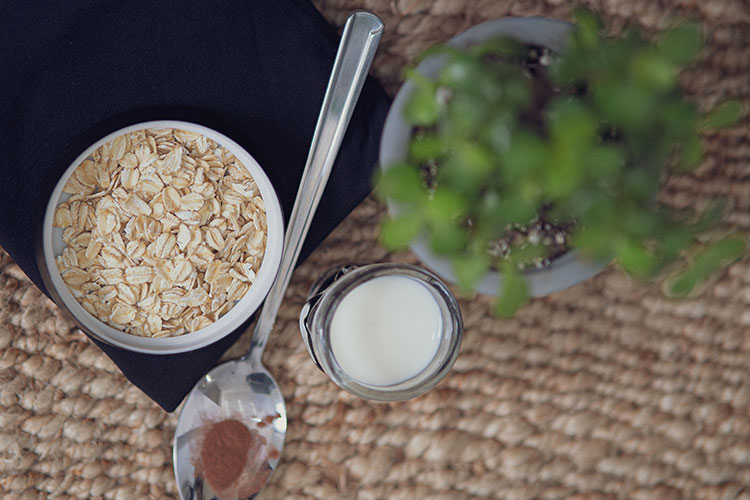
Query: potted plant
377,10,745,316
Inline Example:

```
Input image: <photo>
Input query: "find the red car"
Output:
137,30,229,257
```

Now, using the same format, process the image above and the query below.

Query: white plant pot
379,17,607,297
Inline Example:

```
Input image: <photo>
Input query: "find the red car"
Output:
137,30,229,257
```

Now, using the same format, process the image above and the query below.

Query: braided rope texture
1,0,749,498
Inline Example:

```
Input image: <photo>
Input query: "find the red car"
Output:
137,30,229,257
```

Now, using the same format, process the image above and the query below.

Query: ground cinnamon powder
195,418,273,498
200,419,253,491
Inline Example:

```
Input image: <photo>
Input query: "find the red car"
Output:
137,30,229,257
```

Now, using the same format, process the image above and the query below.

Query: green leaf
423,188,469,223
677,135,703,170
374,164,425,203
409,134,447,162
439,56,486,92
485,111,515,153
404,82,441,126
469,36,526,59
475,191,510,238
573,8,603,49
659,23,702,64
445,142,496,193
441,92,489,136
495,71,531,109
403,67,436,87
572,224,615,261
623,206,660,238
495,262,529,317
598,32,648,76
496,194,538,226
694,200,727,231
415,44,463,65
507,243,549,267
666,236,746,297
615,238,659,278
661,227,693,256
547,99,597,197
570,189,616,223
623,168,660,201
452,251,490,293
379,213,423,250
437,156,489,196
548,52,586,85
702,100,744,129
549,99,597,143
429,220,469,255
593,80,655,131
662,100,698,139
587,144,625,180
665,271,697,298
631,50,677,90
499,131,549,186
455,142,494,174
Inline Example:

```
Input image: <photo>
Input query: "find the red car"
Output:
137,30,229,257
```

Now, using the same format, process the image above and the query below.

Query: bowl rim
41,120,284,354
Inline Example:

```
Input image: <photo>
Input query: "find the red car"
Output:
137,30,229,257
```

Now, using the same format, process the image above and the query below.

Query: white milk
329,275,442,386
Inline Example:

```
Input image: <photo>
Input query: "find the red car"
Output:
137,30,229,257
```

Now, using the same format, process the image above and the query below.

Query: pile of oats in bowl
53,128,268,338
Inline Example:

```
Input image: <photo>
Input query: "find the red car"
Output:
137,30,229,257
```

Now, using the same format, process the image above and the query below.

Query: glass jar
299,263,463,401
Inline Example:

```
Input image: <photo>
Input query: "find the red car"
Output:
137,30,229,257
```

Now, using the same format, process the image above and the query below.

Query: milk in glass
329,275,442,386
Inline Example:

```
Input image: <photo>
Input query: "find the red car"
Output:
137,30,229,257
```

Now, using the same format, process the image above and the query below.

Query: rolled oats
53,128,268,338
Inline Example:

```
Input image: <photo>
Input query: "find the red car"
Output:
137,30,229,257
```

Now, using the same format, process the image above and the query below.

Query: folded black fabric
1,1,390,411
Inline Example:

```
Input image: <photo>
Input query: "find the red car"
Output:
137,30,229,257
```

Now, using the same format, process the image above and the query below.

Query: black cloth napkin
1,1,390,411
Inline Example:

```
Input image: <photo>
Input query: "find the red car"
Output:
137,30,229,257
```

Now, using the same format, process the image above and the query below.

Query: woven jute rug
2,0,749,498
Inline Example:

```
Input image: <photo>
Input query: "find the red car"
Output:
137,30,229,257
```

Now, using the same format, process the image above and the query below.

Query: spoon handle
247,12,384,363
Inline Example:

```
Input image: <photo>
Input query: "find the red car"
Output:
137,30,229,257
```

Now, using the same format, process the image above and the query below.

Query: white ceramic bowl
41,120,284,354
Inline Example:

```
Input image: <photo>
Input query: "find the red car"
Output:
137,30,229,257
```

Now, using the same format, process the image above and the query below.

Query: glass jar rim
310,263,463,401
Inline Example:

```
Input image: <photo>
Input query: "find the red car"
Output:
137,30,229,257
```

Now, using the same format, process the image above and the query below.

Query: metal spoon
173,12,384,500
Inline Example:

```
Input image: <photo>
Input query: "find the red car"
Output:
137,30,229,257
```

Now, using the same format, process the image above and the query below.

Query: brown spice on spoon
196,418,271,497
200,419,253,491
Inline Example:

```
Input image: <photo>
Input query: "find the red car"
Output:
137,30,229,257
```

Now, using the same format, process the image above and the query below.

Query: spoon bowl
173,11,384,499
173,360,286,499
